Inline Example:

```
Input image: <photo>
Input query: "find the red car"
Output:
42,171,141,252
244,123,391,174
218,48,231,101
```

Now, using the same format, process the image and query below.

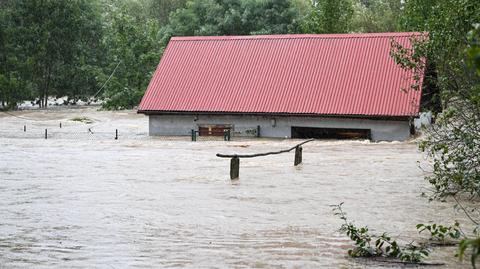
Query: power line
0,110,55,121
92,60,122,99
1,60,121,121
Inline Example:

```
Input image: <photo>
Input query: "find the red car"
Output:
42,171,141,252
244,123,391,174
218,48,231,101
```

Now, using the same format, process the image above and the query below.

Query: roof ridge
171,32,426,42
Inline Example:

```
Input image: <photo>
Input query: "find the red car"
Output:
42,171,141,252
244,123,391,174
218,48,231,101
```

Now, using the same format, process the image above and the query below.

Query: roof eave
137,110,417,121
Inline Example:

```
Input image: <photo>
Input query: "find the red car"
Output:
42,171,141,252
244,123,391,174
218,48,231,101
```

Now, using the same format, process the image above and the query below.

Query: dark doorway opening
291,127,371,140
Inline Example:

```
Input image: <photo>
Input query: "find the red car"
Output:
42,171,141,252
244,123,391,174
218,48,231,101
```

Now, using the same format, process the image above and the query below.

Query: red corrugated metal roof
139,32,425,117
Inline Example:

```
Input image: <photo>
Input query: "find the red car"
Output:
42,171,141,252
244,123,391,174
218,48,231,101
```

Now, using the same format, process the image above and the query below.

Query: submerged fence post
115,129,118,140
45,129,47,139
230,156,239,180
224,129,231,141
24,125,26,132
59,122,62,128
216,139,313,180
191,129,196,141
294,146,302,166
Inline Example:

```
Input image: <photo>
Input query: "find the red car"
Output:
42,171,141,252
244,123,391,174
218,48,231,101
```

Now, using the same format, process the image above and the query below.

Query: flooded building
138,33,425,141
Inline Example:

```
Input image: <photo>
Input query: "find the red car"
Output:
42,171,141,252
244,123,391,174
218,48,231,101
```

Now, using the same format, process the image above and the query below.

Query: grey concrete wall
148,114,411,141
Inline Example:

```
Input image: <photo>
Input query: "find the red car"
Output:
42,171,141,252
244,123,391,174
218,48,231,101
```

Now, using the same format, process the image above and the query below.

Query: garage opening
291,127,371,140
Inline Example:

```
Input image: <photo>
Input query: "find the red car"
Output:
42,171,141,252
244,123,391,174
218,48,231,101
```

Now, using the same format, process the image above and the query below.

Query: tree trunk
43,65,51,108
44,89,48,108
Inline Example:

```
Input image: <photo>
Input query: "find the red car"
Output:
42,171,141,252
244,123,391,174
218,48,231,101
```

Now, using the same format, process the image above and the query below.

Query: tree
2,0,104,108
148,0,188,25
393,0,480,201
0,3,27,109
245,0,299,35
164,0,223,36
101,2,162,109
352,0,403,33
300,0,354,34
161,0,298,42
392,1,480,264
400,0,436,32
58,0,106,103
454,24,480,267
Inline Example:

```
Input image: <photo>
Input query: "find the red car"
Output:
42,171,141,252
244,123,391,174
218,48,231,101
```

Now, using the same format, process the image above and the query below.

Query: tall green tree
400,0,436,32
398,0,479,116
352,0,403,33
2,0,104,108
148,0,188,25
101,2,162,109
58,0,106,103
246,0,299,35
392,3,479,265
0,2,27,109
161,0,298,41
300,0,354,34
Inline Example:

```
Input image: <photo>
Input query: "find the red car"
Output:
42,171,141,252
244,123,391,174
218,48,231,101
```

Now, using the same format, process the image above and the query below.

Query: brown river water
0,107,473,268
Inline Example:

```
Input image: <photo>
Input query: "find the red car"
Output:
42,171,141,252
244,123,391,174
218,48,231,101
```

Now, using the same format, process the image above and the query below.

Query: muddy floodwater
0,107,473,268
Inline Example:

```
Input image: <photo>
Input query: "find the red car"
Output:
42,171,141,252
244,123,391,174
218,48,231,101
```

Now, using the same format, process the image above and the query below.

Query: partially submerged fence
216,139,314,180
0,123,237,141
0,122,146,140
191,129,231,141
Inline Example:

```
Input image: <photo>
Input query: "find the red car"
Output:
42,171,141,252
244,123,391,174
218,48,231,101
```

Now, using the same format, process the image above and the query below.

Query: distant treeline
0,0,477,110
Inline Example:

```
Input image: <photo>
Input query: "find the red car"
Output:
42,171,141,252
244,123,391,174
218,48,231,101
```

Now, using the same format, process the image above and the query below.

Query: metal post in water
230,156,239,180
224,129,231,141
24,125,26,132
45,129,47,139
191,129,196,142
59,122,62,128
294,146,302,166
115,129,118,140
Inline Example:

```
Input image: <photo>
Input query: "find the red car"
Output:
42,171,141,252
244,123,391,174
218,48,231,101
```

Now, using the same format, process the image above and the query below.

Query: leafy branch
417,221,463,245
332,203,430,263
